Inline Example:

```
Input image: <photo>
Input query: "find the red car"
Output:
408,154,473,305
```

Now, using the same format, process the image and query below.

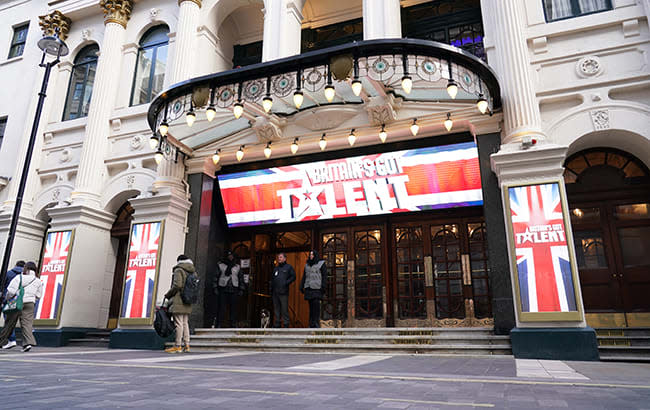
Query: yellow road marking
1,357,649,391
381,398,495,408
212,388,298,396
69,379,128,385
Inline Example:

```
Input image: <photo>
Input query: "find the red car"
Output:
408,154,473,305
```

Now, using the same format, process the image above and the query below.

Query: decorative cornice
99,0,133,28
178,0,202,7
38,10,72,41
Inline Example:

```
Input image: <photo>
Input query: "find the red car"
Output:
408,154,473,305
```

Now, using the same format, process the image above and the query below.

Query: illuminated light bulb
149,134,159,150
212,149,221,165
447,79,458,99
319,134,327,151
477,95,488,114
293,91,304,109
379,124,387,143
233,101,244,119
290,138,299,155
236,146,245,162
154,149,164,164
324,85,335,102
410,119,419,136
159,121,169,137
444,113,453,132
348,129,356,146
264,142,272,159
262,95,273,113
206,105,216,122
186,108,196,127
401,75,413,94
351,79,362,96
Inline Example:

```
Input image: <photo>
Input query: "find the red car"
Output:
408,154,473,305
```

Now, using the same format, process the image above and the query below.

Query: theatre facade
1,0,649,360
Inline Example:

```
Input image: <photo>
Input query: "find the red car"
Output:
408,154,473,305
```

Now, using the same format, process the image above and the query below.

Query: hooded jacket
7,270,42,304
2,265,22,302
300,251,328,300
165,259,195,314
216,255,244,294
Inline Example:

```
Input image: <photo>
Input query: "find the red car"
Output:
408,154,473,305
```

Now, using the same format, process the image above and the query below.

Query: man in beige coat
164,255,195,353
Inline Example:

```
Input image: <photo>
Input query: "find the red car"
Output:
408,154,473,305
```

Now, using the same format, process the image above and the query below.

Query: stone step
185,341,513,355
67,338,111,347
190,334,510,346
194,327,497,337
599,354,650,363
595,327,650,337
597,336,650,346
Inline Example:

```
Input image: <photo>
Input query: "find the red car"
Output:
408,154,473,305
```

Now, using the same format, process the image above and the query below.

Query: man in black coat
270,252,296,328
1,260,24,350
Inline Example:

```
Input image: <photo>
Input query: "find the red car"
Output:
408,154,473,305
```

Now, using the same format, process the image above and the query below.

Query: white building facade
0,0,647,358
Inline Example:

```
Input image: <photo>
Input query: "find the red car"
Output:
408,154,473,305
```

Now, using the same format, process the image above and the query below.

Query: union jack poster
509,183,577,313
218,142,482,227
35,230,73,323
120,222,162,320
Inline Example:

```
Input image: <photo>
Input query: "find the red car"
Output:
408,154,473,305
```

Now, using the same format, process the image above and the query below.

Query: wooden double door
319,215,492,326
570,200,650,319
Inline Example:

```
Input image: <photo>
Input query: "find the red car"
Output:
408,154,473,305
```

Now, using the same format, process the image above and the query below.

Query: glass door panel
321,232,348,320
354,229,383,319
431,224,464,319
468,222,491,318
394,226,426,319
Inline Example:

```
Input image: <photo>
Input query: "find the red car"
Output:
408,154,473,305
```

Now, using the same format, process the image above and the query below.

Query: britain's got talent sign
119,221,164,323
218,142,483,227
34,230,74,325
505,182,583,322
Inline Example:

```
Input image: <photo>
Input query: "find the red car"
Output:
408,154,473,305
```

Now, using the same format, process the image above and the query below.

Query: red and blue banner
509,183,577,313
35,230,73,321
218,142,482,227
120,222,161,319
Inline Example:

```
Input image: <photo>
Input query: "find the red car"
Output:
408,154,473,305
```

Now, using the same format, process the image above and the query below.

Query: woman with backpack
0,261,43,352
164,255,195,354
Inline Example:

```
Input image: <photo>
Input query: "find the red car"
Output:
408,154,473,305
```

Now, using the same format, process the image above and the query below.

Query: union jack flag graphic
121,222,161,319
35,230,72,320
509,183,577,313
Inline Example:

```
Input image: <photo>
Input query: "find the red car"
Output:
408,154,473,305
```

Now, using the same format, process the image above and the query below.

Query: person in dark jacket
164,255,195,354
1,260,24,350
270,252,296,328
215,250,245,328
300,250,327,328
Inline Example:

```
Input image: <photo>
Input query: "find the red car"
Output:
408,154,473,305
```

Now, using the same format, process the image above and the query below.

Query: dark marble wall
476,133,516,335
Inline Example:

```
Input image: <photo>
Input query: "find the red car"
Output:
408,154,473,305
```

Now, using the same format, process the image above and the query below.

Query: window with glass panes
63,45,99,121
354,229,383,319
8,23,29,59
321,232,348,321
395,226,426,319
131,26,169,106
543,0,612,22
431,224,464,319
0,117,7,150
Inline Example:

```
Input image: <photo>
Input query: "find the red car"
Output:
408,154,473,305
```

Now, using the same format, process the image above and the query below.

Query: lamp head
37,32,69,57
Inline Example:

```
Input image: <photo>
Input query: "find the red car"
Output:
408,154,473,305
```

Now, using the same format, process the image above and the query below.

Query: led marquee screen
218,142,483,227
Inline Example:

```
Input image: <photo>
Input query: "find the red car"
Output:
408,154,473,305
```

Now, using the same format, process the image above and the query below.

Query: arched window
63,44,99,121
564,148,650,186
131,25,169,106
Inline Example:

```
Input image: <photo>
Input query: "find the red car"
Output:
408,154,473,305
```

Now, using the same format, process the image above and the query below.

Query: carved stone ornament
126,175,136,188
366,95,398,126
52,189,60,201
590,109,610,131
149,8,161,20
59,149,71,163
252,116,282,141
38,10,72,41
81,28,93,41
576,56,603,78
130,135,144,150
99,0,134,28
178,0,202,7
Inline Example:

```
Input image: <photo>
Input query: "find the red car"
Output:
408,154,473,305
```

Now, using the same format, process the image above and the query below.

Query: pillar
362,0,401,40
486,0,598,360
71,0,132,208
262,0,304,62
169,0,201,84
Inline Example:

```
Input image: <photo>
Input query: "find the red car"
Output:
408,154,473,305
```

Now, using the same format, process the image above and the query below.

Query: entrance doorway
565,148,650,327
107,203,134,329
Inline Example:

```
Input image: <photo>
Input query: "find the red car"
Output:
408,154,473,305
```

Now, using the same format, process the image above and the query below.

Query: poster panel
506,182,582,321
34,230,75,326
119,221,164,324
218,142,483,227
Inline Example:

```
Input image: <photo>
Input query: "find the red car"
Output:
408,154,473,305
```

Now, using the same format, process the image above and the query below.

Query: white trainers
2,340,17,350
21,344,32,352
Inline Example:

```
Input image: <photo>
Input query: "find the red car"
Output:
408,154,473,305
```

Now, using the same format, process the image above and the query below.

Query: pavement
1,347,650,409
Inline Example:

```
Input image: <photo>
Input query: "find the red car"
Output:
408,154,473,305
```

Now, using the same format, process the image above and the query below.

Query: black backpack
154,305,174,338
181,271,200,304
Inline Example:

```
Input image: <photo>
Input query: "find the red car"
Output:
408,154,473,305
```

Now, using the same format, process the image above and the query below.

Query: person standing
270,252,295,328
215,250,245,328
164,255,194,354
300,250,328,328
1,260,24,349
0,261,42,352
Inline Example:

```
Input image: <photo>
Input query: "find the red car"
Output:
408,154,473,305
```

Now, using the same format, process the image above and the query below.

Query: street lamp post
0,32,68,294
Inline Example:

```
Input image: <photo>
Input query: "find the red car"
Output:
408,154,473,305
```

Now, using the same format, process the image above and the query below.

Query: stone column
362,0,401,40
70,0,133,208
486,0,545,145
169,0,201,84
262,0,303,62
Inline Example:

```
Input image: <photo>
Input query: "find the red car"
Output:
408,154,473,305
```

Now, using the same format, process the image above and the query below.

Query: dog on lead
260,308,271,329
